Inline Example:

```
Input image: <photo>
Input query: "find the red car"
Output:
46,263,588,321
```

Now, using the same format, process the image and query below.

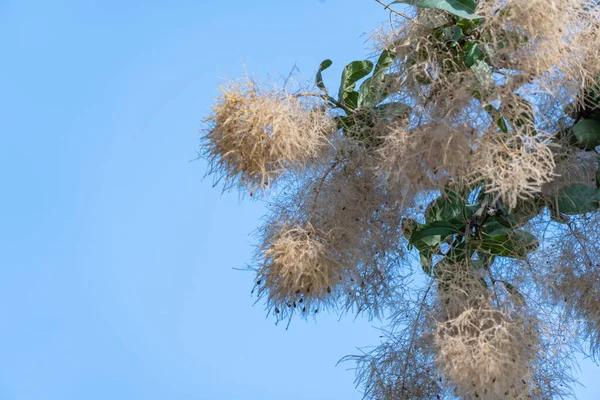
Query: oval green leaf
391,0,481,20
315,59,333,92
338,60,374,106
573,119,600,150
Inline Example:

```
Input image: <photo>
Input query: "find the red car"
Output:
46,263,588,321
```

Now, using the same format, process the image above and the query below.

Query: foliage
202,0,600,398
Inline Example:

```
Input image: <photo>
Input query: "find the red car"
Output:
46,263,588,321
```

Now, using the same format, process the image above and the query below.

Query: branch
295,92,354,115
374,0,414,20
309,161,340,219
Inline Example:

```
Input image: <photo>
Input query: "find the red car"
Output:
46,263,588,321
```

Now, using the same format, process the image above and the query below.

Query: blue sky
1,1,598,399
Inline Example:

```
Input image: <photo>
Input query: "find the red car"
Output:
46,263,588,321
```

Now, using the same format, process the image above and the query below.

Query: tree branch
295,92,354,115
374,0,414,20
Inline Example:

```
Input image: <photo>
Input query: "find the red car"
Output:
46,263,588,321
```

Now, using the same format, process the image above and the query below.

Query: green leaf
477,230,538,258
410,221,462,244
510,198,545,227
470,60,493,90
338,60,374,106
512,230,539,254
391,0,481,20
456,18,476,33
484,105,509,133
403,219,443,256
464,40,484,68
425,191,473,223
375,102,412,118
481,220,512,237
497,117,508,133
359,51,396,107
452,25,463,41
420,251,433,276
315,59,333,92
572,119,600,150
373,51,396,79
333,115,355,132
402,218,419,243
553,184,600,214
344,91,360,110
443,241,469,264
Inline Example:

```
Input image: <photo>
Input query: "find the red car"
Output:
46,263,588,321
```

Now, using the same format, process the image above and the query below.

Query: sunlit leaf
391,0,481,20
338,60,374,106
315,59,333,92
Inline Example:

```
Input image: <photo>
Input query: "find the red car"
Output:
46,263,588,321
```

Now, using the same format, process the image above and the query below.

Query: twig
374,0,414,20
399,282,433,395
295,92,354,115
309,161,340,219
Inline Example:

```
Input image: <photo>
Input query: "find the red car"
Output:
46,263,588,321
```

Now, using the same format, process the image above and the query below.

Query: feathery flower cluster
348,322,443,399
375,120,476,195
477,0,600,88
537,217,600,358
474,132,556,208
434,262,539,399
255,223,342,317
435,305,538,399
555,266,600,357
203,79,335,191
254,145,407,319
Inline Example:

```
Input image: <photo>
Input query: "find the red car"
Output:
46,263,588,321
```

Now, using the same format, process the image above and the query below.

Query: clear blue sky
1,1,598,399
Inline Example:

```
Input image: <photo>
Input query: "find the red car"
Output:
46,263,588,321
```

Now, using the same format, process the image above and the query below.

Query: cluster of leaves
316,51,410,147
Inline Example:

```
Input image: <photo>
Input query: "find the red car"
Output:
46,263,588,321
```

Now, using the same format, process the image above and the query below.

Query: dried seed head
472,131,556,209
202,78,335,191
477,0,600,83
375,120,475,196
435,302,539,399
255,223,343,318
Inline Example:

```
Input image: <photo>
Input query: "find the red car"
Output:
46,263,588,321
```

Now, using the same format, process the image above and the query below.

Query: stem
398,281,432,396
295,92,354,115
374,0,414,20
309,161,340,219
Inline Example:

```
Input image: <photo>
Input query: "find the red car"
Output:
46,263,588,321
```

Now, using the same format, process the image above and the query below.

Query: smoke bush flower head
375,119,476,196
202,77,336,192
477,0,600,87
434,303,539,399
555,265,600,357
255,222,343,319
537,217,600,358
473,130,556,209
544,146,598,191
433,261,540,399
254,142,408,320
346,316,446,400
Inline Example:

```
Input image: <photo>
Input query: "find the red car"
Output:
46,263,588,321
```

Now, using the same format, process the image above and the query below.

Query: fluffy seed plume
433,261,539,399
256,145,406,318
540,220,600,358
477,0,600,85
474,131,556,209
202,0,600,396
375,120,475,195
435,305,539,399
555,267,600,358
255,223,343,319
202,78,335,191
346,326,443,399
